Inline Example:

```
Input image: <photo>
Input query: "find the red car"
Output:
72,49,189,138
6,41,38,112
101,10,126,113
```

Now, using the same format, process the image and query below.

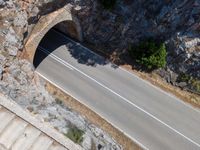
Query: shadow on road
33,29,117,69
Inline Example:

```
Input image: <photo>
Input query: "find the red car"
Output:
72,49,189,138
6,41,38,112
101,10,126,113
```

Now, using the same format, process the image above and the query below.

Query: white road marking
38,47,74,70
35,71,149,150
52,29,200,114
38,46,200,148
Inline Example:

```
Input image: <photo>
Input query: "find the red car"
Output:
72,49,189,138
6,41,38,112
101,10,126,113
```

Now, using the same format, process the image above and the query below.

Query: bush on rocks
191,79,200,93
66,127,85,144
129,40,167,70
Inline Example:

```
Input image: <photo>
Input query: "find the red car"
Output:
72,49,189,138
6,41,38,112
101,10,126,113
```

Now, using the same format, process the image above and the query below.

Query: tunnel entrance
54,21,79,41
24,6,82,64
33,20,81,68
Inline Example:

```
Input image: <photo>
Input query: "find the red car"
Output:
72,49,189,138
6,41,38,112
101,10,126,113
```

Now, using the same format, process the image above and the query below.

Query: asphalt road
35,29,200,150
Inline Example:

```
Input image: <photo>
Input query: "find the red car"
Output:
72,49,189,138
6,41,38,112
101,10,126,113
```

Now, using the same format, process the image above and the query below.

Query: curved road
35,29,200,150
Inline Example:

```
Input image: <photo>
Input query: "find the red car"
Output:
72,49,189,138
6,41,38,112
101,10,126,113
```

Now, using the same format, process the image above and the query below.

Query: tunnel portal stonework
24,5,82,63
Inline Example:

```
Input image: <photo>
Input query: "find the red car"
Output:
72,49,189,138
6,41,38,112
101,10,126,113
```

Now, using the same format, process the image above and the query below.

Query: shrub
99,0,116,9
65,127,84,144
191,79,200,93
129,40,167,69
177,73,191,83
55,98,63,105
177,73,200,93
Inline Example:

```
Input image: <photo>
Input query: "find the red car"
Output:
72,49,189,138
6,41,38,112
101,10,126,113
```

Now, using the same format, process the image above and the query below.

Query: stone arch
24,5,82,63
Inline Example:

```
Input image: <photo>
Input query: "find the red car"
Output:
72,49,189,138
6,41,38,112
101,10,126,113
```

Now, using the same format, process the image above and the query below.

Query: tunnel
24,6,82,65
33,20,81,68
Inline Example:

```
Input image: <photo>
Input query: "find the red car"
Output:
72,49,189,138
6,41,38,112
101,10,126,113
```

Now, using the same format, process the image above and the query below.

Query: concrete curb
0,94,83,150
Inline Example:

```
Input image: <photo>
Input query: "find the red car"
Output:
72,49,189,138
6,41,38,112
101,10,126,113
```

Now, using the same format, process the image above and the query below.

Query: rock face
74,0,200,93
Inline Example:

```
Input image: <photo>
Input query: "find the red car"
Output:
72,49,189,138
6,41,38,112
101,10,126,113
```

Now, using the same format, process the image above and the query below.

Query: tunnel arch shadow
33,27,111,69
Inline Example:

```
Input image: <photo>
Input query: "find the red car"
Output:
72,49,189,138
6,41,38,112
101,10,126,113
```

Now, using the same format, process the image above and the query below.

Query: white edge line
38,47,74,70
35,71,149,150
119,67,200,113
38,46,200,148
52,29,200,114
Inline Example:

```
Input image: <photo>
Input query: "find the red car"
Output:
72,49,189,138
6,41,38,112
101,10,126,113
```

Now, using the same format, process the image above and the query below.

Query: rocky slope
75,0,200,94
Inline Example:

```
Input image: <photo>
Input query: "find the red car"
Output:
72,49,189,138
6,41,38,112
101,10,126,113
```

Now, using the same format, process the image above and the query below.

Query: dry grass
45,82,142,150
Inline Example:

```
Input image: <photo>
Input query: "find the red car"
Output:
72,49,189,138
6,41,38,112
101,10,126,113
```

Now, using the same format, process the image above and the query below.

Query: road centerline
37,46,200,148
